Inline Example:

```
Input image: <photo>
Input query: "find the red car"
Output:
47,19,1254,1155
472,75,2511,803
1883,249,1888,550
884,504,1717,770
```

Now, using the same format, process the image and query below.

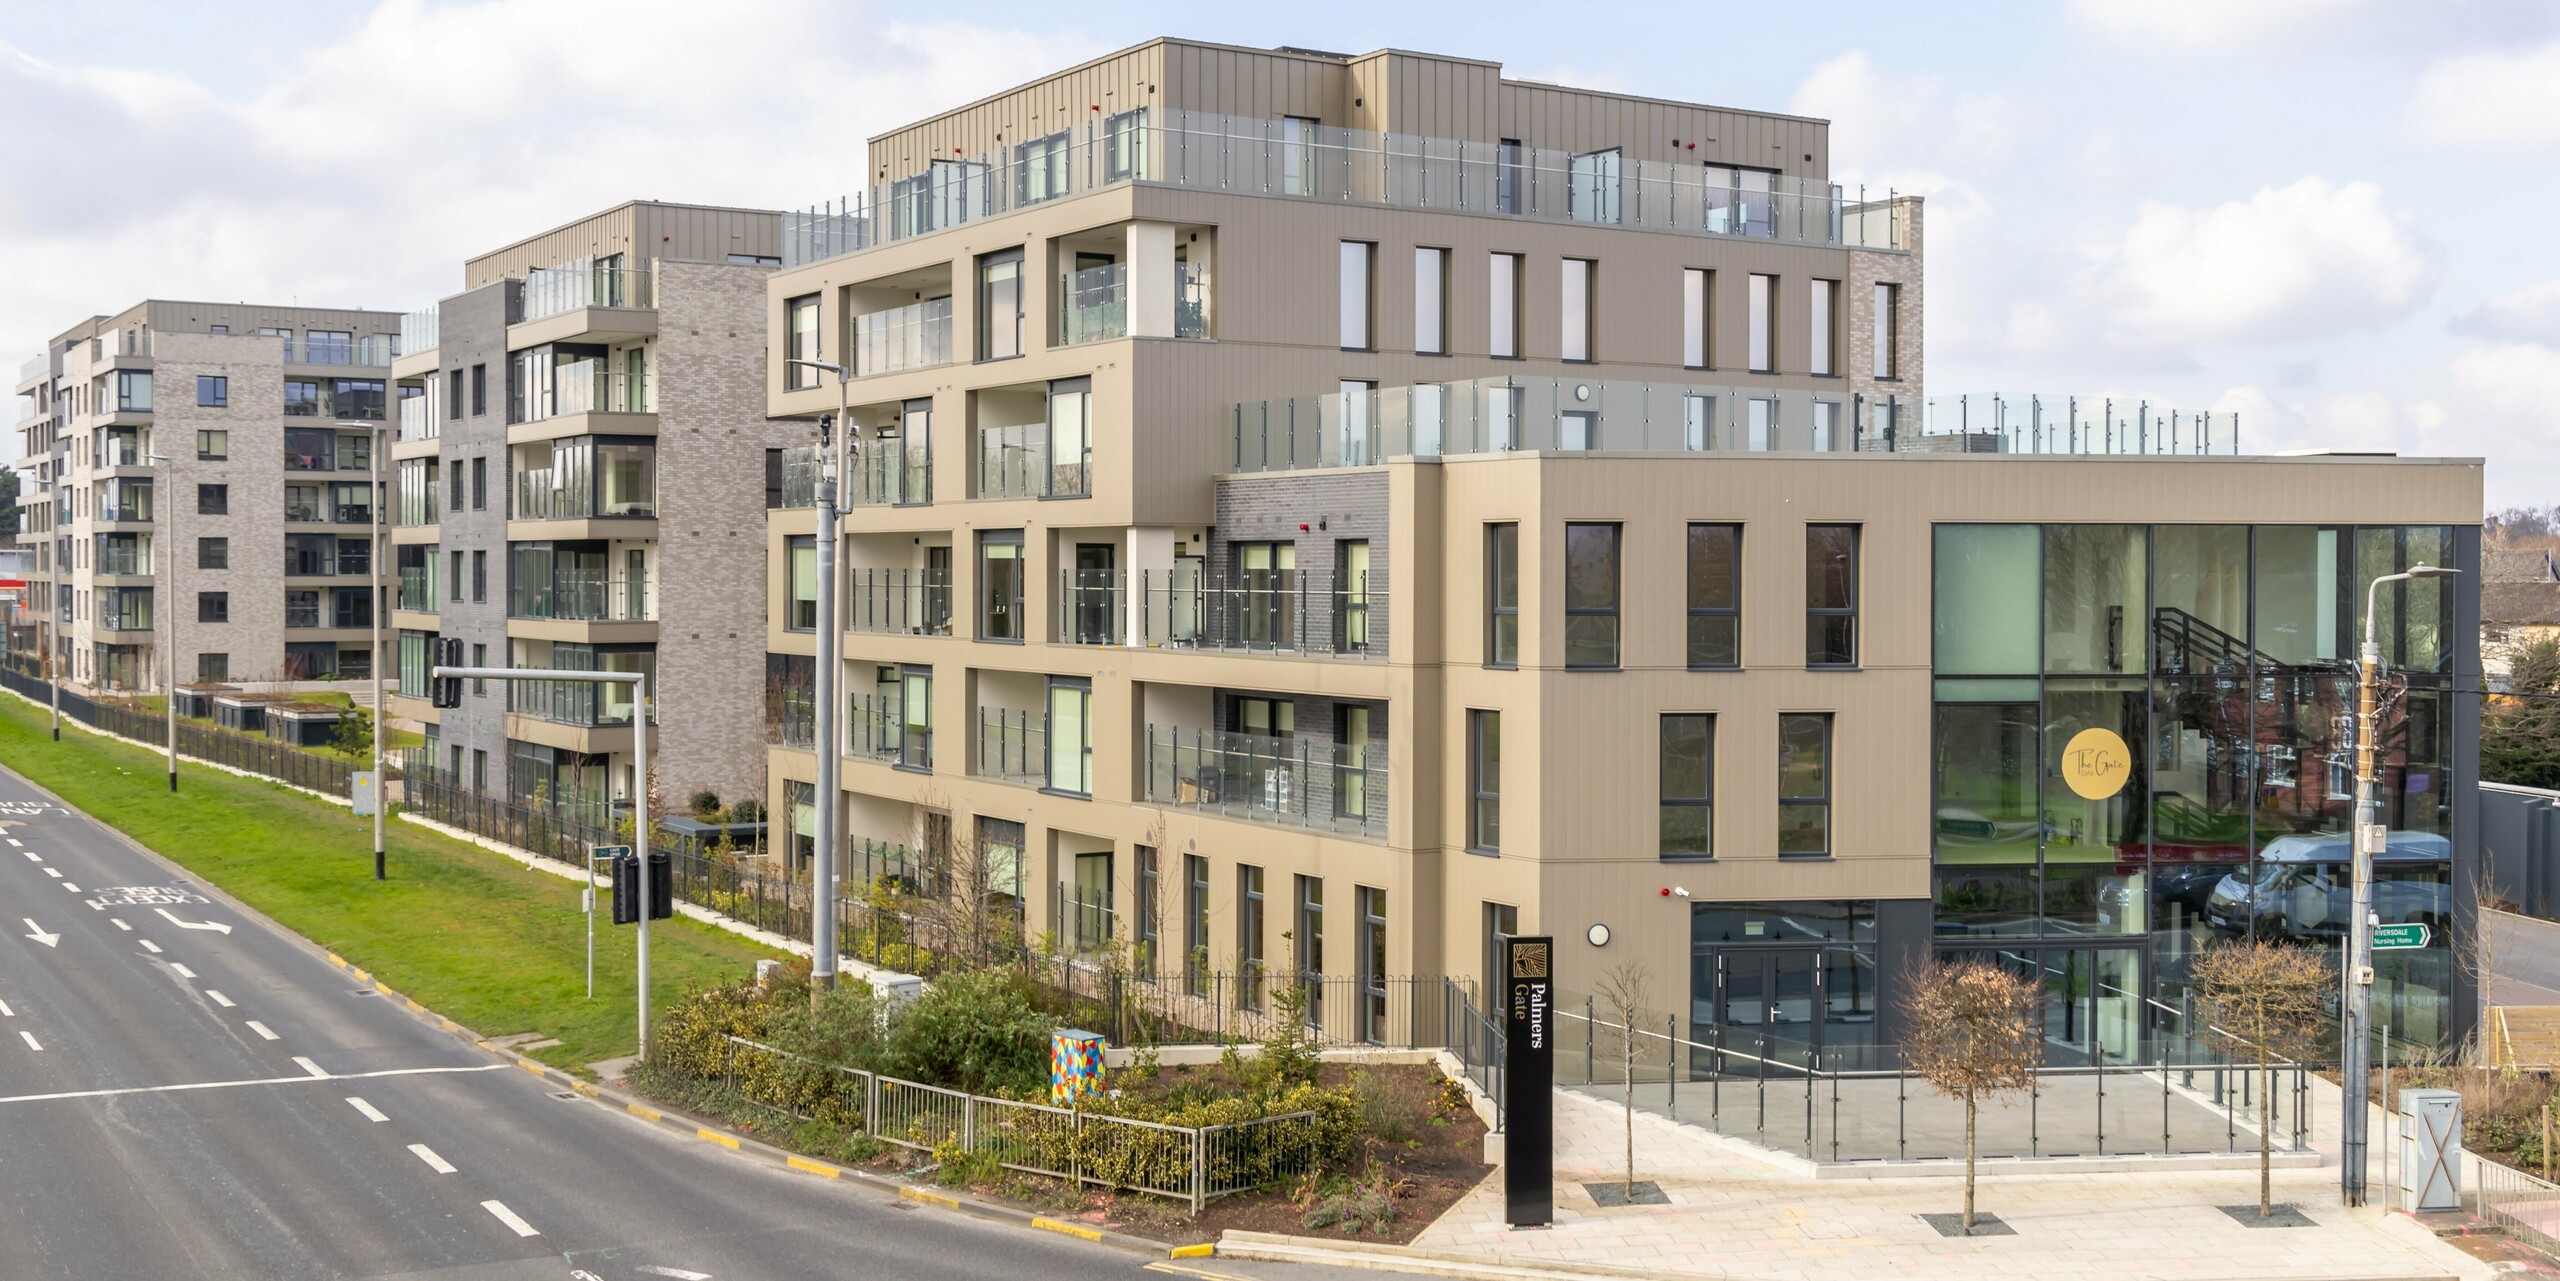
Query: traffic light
429,636,465,708
646,850,673,921
609,854,639,925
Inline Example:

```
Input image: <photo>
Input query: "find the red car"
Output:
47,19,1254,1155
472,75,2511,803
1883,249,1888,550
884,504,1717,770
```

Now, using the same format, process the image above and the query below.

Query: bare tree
2188,939,2335,1217
1592,960,1653,1199
1899,959,2042,1232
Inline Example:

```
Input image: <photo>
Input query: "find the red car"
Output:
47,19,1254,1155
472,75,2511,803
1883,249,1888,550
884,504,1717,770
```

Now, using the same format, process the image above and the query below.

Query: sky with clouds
6,0,2558,505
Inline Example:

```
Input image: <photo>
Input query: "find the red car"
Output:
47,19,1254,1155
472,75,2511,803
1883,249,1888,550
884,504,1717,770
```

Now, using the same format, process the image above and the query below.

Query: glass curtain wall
1931,522,2460,1059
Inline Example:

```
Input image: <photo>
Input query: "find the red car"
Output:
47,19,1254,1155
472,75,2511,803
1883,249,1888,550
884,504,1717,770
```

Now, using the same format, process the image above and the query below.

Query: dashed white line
18,851,37,861
244,1021,278,1041
169,963,196,980
137,940,162,954
110,918,130,931
0,1000,13,1017
59,882,77,893
41,867,59,878
407,1143,456,1174
205,990,234,1008
17,1031,39,1052
480,1200,540,1238
345,1096,387,1123
292,1056,327,1079
4,837,20,846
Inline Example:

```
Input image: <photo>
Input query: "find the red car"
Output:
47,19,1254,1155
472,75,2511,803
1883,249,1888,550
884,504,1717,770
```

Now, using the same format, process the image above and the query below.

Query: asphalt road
0,762,1404,1281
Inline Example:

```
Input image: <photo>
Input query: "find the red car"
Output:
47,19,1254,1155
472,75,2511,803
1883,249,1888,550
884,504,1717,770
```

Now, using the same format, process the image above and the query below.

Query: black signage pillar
1503,935,1554,1228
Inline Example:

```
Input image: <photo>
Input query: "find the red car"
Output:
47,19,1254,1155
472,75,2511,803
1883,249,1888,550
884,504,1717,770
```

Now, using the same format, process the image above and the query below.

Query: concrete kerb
1216,1231,1740,1281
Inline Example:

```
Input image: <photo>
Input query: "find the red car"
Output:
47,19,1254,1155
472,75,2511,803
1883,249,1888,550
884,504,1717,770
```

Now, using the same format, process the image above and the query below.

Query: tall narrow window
1414,247,1448,354
978,530,1023,640
1467,710,1501,853
1045,678,1092,795
1687,523,1741,668
1237,864,1266,1009
1495,139,1522,214
1339,242,1373,350
786,536,817,630
471,456,487,510
1337,540,1371,653
1683,394,1714,451
785,294,821,388
1561,259,1594,361
1359,887,1389,1043
1660,714,1714,858
1778,713,1833,857
1748,399,1776,451
1185,853,1211,996
1568,148,1621,223
1812,401,1839,453
900,666,932,770
1682,268,1710,368
1806,524,1860,666
1873,283,1900,379
448,368,464,421
1296,877,1325,1023
1335,705,1371,822
977,250,1023,360
1563,522,1621,669
1748,274,1776,373
471,364,486,416
1136,847,1160,979
1489,253,1522,358
1485,523,1518,667
1809,279,1838,376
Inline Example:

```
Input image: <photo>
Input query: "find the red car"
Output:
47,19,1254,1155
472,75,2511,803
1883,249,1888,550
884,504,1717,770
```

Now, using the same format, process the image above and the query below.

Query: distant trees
2485,636,2560,790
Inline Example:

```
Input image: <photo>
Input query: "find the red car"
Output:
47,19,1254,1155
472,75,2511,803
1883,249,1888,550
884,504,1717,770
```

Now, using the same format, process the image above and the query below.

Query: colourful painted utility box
1050,1029,1104,1105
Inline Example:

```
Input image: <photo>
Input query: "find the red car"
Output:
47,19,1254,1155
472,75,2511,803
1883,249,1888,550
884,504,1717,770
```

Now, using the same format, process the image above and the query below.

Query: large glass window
115,370,151,412
1687,523,1740,668
1015,130,1070,204
1281,116,1319,196
2254,525,2343,666
785,294,821,389
284,379,320,417
1561,259,1594,362
1660,714,1714,858
1468,710,1501,853
196,375,227,408
1104,108,1147,181
1046,678,1092,795
2044,525,2147,674
333,379,386,420
1568,148,1621,223
786,536,817,630
1935,524,2039,674
978,530,1023,641
977,250,1023,360
1806,524,1859,667
1778,713,1833,856
1748,274,1776,372
2153,525,2249,673
1339,242,1373,349
1414,248,1448,354
1564,522,1620,669
1486,523,1518,667
2357,525,2456,672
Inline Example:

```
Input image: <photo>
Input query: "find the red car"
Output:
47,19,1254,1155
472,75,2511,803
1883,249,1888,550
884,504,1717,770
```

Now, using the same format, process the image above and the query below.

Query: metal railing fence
0,665,375,797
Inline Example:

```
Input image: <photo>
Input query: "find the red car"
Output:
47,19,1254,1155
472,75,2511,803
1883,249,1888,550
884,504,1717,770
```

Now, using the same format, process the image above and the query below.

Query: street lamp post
371,422,387,881
785,358,853,1004
146,451,180,791
2341,562,2458,1206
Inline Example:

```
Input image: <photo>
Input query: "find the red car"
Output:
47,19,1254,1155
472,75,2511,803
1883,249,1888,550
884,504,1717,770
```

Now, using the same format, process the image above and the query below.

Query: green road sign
590,844,630,860
2370,923,2431,950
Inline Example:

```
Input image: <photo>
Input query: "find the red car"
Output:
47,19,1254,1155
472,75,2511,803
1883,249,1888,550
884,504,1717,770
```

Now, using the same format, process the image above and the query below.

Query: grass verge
0,693,779,1070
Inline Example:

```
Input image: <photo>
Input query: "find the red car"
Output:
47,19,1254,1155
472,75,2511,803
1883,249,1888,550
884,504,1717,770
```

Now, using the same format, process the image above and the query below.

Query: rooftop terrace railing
783,108,1909,268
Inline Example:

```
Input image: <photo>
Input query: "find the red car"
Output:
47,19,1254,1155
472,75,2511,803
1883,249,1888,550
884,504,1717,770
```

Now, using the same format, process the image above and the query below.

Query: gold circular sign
2060,727,2134,800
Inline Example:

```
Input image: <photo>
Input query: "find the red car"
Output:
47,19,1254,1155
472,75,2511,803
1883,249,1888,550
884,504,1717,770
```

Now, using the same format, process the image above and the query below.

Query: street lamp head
2405,563,2458,579
784,358,848,378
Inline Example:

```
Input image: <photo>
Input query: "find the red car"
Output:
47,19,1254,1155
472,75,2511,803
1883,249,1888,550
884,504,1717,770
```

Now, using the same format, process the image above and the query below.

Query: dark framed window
1358,887,1389,1044
1778,712,1833,857
1660,714,1714,858
1045,677,1092,796
196,375,227,408
197,537,227,569
1561,258,1595,361
1806,524,1860,666
1236,863,1266,1009
470,643,486,696
978,530,1023,641
448,461,464,510
1563,522,1621,669
470,549,486,602
976,249,1024,361
1185,853,1211,996
196,484,228,515
1104,108,1147,181
1485,523,1518,667
471,456,487,510
1467,709,1501,854
198,591,228,623
1296,875,1325,1026
448,551,464,602
1136,847,1160,979
197,653,228,682
283,380,321,417
1687,523,1741,668
470,364,486,416
196,429,227,459
785,294,822,389
785,536,817,630
448,368,464,421
1339,241,1374,350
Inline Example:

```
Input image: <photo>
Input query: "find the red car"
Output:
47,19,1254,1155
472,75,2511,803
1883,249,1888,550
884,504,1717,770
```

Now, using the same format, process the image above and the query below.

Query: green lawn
0,695,778,1070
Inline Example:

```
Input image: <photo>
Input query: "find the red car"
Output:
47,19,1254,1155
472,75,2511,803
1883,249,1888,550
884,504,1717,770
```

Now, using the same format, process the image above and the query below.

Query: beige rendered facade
13,302,402,692
755,39,2482,1058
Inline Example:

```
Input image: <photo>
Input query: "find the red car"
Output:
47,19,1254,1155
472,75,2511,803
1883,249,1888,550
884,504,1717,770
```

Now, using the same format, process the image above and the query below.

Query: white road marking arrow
21,918,57,948
155,908,231,934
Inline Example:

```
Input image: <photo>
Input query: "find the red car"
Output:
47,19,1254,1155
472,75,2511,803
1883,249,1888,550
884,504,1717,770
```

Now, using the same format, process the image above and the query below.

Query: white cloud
2453,279,2560,344
2212,343,2560,506
2406,43,2560,147
2098,178,2439,345
2074,0,2379,49
0,0,1099,403
1788,52,2017,188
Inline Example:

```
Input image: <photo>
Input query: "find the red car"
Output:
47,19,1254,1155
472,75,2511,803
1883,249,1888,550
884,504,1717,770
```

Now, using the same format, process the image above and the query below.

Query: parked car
2202,831,2452,941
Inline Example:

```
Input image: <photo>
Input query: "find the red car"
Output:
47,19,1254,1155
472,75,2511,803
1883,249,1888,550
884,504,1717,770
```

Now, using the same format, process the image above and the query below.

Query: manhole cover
550,1091,578,1101
350,989,375,997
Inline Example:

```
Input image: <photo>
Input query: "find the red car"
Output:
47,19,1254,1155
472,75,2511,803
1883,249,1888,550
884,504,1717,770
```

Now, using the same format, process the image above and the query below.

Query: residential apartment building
12,303,402,690
384,201,790,824
735,39,2477,1062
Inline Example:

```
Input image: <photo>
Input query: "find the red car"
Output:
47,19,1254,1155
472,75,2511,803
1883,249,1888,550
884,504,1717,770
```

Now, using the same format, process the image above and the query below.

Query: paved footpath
1412,1079,2495,1281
